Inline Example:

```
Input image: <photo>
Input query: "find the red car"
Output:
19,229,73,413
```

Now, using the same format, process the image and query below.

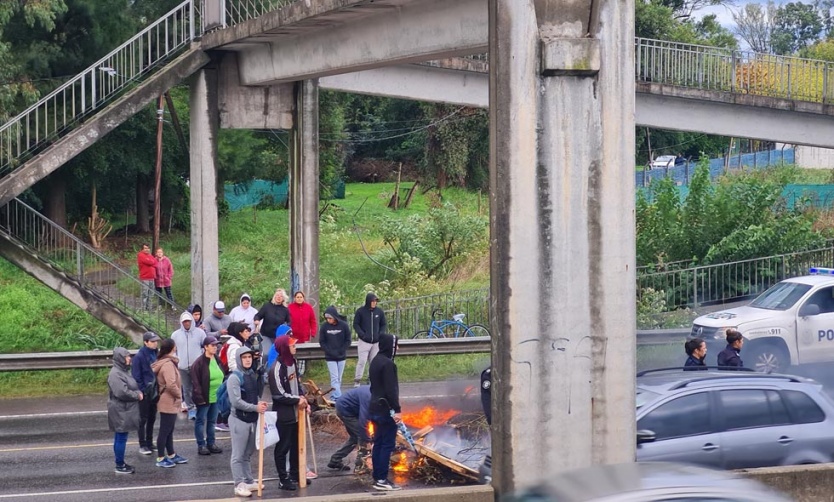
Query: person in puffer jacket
228,347,268,497
108,347,143,474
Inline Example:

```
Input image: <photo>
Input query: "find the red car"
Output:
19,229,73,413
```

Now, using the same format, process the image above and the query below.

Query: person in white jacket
229,293,258,332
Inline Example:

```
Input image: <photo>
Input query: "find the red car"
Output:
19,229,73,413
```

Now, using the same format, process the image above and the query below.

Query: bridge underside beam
320,64,488,108
637,93,834,149
233,0,487,85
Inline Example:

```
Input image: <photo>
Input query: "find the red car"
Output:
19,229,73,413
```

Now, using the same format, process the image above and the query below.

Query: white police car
691,267,834,373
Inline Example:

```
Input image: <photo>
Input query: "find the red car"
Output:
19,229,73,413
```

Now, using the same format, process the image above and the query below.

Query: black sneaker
327,461,351,471
278,480,297,491
373,479,401,491
207,444,223,454
198,446,211,456
115,463,135,474
138,446,153,456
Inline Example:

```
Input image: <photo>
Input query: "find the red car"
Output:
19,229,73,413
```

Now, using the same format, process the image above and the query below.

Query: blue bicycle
412,309,491,339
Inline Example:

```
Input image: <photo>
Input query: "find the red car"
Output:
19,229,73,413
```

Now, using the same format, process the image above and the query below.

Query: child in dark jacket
268,335,311,490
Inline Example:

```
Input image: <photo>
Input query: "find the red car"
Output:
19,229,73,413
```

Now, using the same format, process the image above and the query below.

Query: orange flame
367,422,375,438
401,406,460,429
392,452,409,473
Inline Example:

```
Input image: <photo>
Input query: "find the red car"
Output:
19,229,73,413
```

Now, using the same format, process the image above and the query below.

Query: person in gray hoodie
171,311,206,420
108,347,143,475
228,347,268,498
204,300,232,341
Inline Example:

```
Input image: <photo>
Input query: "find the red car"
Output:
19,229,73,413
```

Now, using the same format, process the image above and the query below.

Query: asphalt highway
0,380,483,502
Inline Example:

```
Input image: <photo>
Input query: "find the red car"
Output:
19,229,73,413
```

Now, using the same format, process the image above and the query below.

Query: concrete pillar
289,79,320,311
189,68,220,312
489,0,635,493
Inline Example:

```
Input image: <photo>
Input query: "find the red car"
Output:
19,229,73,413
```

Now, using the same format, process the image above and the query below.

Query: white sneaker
234,483,252,497
244,481,261,491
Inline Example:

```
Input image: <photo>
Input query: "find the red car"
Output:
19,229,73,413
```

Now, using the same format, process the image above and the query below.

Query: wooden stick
258,412,265,497
298,406,307,488
306,412,317,474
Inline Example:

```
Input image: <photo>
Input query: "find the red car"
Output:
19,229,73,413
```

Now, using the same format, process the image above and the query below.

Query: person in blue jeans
368,334,402,491
190,336,224,455
107,347,143,474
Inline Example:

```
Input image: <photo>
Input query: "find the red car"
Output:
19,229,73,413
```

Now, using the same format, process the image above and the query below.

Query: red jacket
288,302,317,343
137,251,156,280
154,256,174,288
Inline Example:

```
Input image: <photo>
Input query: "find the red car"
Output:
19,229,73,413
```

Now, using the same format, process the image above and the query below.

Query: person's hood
179,311,194,331
378,333,398,360
239,293,251,308
151,354,178,372
112,347,131,371
236,346,255,373
364,293,378,309
188,303,203,317
275,334,295,367
324,305,344,321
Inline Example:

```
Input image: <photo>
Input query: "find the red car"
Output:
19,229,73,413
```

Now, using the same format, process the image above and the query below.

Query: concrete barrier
204,485,495,502
741,463,834,502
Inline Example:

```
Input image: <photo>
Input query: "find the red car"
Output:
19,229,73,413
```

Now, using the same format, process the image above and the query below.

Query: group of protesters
106,286,404,496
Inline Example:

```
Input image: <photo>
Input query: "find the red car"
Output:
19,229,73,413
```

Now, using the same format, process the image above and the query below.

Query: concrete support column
189,68,220,311
489,0,635,493
289,79,320,311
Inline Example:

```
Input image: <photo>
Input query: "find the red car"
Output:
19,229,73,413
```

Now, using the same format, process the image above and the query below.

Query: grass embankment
0,183,491,398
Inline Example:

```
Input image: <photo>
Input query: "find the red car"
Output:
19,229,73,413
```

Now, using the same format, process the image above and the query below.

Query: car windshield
636,388,660,410
750,281,812,310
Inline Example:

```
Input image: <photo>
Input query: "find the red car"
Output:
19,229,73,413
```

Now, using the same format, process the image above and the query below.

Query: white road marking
0,410,105,420
0,436,231,453
0,477,281,499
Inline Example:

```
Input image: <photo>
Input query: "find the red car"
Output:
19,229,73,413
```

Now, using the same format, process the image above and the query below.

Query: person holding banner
268,335,311,491
228,347,268,498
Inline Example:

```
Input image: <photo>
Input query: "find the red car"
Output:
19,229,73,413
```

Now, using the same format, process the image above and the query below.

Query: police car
691,267,834,373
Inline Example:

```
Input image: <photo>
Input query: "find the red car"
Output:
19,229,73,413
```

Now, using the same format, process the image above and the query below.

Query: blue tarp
635,148,795,187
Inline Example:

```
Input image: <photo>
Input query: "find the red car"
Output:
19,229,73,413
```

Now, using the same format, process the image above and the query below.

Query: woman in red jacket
288,291,317,375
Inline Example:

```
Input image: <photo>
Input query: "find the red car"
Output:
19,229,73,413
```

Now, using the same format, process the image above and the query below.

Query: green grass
0,369,110,398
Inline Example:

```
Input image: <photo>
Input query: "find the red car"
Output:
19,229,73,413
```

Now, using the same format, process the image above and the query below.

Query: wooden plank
414,443,479,481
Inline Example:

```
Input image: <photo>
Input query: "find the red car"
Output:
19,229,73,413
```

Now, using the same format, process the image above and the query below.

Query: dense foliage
637,161,829,266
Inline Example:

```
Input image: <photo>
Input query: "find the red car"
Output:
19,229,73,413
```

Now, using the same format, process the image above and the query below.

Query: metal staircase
0,0,208,206
0,198,181,344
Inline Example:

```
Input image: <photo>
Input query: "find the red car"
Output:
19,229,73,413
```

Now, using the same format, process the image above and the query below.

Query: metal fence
636,37,834,104
340,288,491,338
0,0,199,176
637,245,834,310
225,0,294,26
0,199,181,334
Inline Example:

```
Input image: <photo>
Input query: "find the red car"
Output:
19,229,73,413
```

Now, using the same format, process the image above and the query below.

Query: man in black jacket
368,334,401,491
353,293,387,387
132,331,160,455
717,329,744,369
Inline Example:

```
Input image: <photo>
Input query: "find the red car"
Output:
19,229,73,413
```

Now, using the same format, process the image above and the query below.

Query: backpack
216,370,244,418
218,343,232,374
143,372,160,404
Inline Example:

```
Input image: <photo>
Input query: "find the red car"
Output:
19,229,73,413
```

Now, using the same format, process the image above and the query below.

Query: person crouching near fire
268,335,312,491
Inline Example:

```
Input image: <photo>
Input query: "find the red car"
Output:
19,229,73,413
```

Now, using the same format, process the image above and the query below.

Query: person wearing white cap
229,293,258,332
205,300,232,341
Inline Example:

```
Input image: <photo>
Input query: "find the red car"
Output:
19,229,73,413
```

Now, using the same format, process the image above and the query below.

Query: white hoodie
229,293,258,332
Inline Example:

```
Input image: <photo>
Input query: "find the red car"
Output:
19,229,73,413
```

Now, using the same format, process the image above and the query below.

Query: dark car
503,461,790,502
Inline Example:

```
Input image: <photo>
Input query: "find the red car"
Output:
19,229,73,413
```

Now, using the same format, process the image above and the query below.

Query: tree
733,2,776,53
771,1,823,55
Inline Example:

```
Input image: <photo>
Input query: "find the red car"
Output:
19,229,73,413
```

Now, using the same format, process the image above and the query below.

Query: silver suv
636,368,834,469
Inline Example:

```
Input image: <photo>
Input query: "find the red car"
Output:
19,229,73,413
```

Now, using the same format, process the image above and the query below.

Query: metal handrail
225,0,294,26
635,37,834,104
0,198,181,335
0,0,199,174
0,329,688,372
637,244,834,309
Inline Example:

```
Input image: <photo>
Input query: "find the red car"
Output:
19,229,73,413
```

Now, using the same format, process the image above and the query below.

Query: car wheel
747,341,789,374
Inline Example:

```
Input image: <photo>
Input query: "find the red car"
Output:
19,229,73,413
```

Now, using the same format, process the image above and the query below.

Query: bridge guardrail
0,329,688,372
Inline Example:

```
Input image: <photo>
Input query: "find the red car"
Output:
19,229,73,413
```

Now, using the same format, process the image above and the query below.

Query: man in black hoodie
353,293,387,387
368,333,401,491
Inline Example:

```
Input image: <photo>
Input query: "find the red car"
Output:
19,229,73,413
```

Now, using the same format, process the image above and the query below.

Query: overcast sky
697,0,792,29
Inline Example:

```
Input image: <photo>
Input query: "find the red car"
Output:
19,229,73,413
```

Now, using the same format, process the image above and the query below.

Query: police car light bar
810,267,834,276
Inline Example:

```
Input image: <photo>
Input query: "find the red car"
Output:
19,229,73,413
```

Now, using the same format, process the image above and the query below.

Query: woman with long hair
151,338,189,468
289,290,317,375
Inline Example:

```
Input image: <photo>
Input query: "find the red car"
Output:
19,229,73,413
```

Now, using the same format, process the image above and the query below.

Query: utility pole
153,95,164,252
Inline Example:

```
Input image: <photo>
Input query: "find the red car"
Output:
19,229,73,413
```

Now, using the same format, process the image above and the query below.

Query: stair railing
0,198,182,336
0,0,200,176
